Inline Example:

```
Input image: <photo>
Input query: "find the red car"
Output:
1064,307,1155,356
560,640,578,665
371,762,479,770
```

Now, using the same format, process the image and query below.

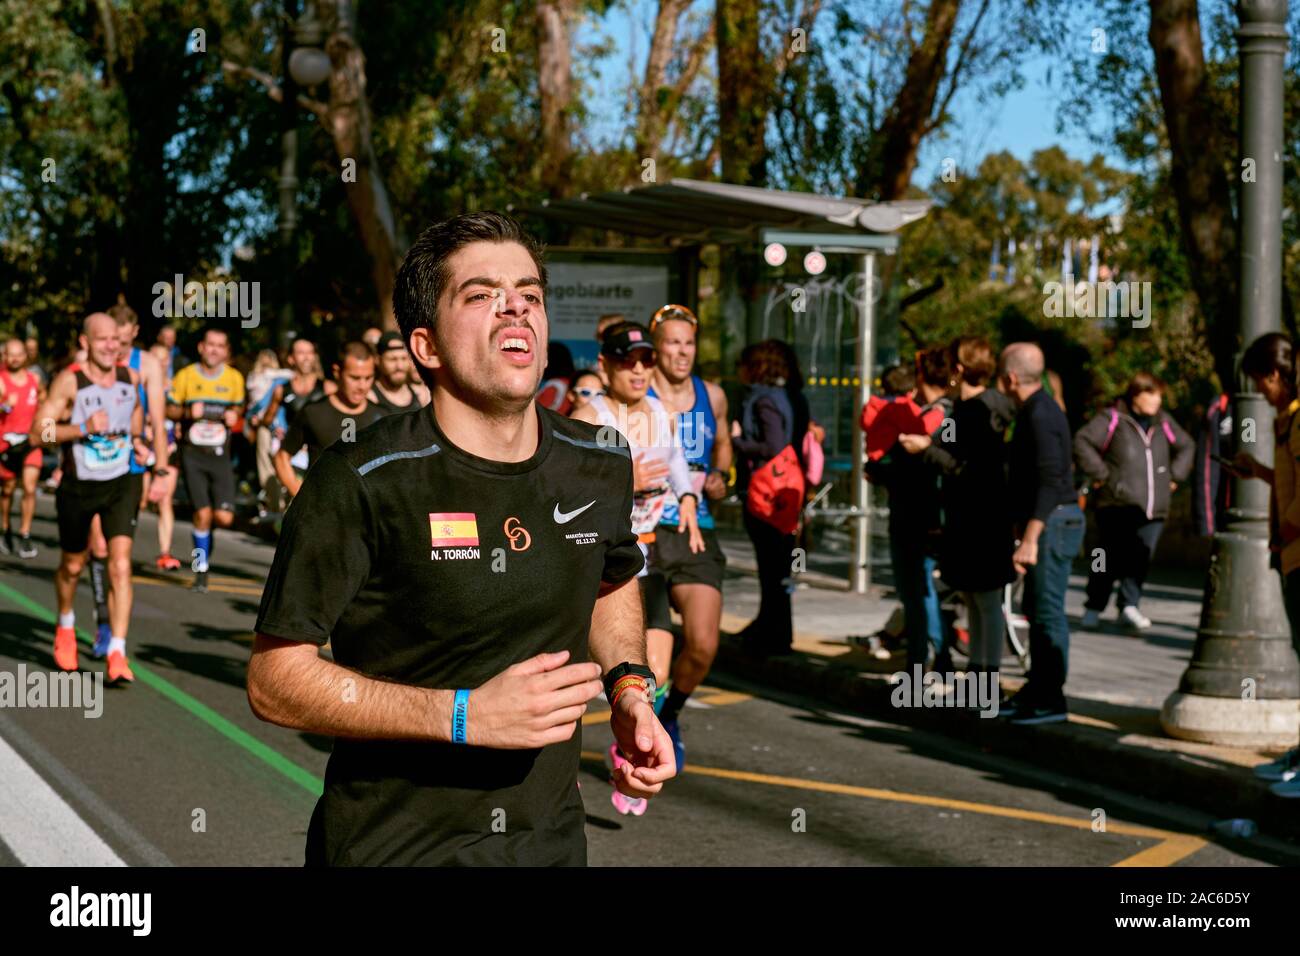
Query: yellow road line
131,575,263,597
1111,834,1208,867
132,566,1204,866
579,750,1206,866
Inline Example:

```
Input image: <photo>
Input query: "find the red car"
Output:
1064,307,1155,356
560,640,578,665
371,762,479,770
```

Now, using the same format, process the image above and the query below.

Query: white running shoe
1080,609,1102,629
1120,606,1152,630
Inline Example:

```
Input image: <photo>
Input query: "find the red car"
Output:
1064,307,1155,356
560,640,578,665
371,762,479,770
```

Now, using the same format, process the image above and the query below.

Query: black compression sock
659,686,691,724
89,556,109,620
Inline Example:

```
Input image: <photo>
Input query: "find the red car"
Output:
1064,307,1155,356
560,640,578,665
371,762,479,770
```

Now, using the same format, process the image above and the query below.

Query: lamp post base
1160,691,1299,749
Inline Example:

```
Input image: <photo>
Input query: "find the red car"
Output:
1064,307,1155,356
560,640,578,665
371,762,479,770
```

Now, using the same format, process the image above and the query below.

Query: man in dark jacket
1001,342,1084,724
1074,372,1193,630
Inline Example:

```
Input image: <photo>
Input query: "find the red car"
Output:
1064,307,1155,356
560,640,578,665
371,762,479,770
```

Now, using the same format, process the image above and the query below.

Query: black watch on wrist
604,662,656,703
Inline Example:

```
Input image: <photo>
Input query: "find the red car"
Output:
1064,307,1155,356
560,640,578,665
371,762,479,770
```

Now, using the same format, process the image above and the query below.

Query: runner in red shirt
0,338,45,557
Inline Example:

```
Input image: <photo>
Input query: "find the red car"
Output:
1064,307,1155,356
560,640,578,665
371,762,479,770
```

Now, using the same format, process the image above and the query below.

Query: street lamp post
273,0,331,350
1162,0,1300,748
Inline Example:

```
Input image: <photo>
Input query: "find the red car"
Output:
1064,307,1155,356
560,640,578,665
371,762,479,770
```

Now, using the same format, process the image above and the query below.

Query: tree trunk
537,0,575,195
324,0,403,329
635,0,690,162
1147,0,1238,388
855,0,962,200
716,0,767,186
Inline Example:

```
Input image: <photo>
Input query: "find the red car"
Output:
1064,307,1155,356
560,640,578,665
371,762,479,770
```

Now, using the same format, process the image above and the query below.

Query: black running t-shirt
281,396,384,468
255,403,642,866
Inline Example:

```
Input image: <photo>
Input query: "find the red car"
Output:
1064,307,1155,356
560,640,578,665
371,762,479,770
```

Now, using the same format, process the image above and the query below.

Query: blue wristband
452,689,470,744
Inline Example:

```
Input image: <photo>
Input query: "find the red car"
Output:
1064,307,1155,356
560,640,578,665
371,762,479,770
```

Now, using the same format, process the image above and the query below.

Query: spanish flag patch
428,512,479,547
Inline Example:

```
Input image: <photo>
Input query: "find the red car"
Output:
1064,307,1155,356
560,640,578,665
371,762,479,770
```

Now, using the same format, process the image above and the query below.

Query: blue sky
579,2,1130,196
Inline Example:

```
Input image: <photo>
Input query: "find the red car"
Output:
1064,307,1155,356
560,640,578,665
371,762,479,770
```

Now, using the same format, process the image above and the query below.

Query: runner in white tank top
588,392,694,556
570,320,702,817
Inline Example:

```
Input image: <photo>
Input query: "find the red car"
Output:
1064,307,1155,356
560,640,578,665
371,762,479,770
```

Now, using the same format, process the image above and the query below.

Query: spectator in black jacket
900,336,1016,678
1000,342,1084,724
1074,372,1194,631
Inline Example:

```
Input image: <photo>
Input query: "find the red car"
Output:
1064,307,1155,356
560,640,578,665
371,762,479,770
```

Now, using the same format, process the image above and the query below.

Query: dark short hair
1242,332,1294,383
392,212,547,387
950,336,996,387
916,347,951,388
881,364,915,396
200,325,229,345
337,341,376,371
1125,370,1165,404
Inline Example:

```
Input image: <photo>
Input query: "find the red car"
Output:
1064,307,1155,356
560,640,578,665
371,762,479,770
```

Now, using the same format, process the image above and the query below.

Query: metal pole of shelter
852,252,875,594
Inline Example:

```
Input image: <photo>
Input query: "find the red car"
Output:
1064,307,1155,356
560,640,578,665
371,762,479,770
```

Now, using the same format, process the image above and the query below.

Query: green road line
0,580,324,798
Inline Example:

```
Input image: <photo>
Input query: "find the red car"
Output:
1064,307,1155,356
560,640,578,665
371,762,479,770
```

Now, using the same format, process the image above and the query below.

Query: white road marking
0,730,126,866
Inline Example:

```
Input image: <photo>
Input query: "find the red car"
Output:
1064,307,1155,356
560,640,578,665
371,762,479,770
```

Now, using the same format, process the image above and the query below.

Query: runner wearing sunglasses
571,321,704,815
647,304,732,771
567,370,605,412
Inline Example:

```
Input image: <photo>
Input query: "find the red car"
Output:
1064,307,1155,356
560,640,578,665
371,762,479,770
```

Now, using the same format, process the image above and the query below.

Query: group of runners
11,211,733,863
6,299,431,689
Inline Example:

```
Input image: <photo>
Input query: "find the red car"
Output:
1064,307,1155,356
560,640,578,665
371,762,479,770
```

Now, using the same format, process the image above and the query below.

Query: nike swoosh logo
554,500,597,524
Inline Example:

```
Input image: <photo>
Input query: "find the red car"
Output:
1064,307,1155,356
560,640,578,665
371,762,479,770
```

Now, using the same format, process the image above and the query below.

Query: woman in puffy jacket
1074,372,1193,631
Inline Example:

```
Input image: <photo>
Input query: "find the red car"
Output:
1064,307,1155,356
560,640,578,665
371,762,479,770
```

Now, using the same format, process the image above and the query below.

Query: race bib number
189,420,227,447
631,489,667,535
83,434,129,471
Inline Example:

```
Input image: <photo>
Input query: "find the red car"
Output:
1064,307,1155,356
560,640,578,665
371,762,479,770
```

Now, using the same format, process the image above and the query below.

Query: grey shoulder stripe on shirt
553,430,630,456
357,443,441,476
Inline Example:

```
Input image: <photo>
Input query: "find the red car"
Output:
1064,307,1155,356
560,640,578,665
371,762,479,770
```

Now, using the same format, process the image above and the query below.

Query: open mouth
495,327,536,365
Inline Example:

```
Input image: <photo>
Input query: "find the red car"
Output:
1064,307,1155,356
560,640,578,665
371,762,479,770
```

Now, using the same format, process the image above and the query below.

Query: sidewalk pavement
705,526,1300,843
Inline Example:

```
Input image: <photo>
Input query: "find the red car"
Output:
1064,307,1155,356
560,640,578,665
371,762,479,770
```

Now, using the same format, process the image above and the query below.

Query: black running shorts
653,524,726,591
56,473,143,552
181,446,236,513
639,571,674,634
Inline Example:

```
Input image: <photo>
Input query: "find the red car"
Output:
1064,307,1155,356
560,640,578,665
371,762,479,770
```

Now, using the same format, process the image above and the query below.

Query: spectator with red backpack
732,340,814,656
1074,371,1194,631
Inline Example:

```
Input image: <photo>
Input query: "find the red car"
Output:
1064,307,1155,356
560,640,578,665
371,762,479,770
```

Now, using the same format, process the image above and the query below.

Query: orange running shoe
107,650,135,684
53,626,78,671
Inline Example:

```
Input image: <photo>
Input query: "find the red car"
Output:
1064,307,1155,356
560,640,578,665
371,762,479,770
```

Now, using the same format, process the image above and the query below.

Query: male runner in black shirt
369,330,425,415
249,212,675,865
273,340,384,498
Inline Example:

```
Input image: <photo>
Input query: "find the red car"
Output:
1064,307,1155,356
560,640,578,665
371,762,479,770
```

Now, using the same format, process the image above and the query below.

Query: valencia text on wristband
452,689,470,744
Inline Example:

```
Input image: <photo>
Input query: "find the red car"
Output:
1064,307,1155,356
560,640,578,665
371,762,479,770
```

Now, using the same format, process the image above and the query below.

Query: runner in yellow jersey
166,327,246,592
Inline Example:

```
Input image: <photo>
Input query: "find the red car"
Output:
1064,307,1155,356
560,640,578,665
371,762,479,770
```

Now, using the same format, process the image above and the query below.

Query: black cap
377,331,405,353
600,322,655,359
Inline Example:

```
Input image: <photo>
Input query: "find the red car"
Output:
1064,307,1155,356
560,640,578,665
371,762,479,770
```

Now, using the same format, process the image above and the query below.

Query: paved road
0,495,1292,867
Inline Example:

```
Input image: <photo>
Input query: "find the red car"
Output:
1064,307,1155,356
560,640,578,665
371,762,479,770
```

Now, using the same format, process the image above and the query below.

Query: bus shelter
513,179,930,593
